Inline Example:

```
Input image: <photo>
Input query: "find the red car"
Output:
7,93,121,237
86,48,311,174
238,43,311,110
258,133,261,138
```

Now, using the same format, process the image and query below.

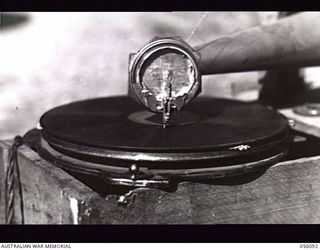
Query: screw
129,164,139,180
288,119,296,128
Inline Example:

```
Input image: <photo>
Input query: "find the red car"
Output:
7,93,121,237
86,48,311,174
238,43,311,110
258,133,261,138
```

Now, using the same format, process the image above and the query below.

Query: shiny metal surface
293,103,320,117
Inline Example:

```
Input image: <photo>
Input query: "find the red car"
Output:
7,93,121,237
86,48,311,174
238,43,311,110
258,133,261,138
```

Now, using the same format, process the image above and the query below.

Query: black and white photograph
1,11,320,232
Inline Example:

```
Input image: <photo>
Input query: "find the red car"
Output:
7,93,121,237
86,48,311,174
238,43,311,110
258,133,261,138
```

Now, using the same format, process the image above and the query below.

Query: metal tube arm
197,12,320,75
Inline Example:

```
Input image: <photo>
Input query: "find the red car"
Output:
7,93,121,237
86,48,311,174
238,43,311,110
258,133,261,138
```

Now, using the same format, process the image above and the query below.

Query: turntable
2,12,320,224
32,37,290,189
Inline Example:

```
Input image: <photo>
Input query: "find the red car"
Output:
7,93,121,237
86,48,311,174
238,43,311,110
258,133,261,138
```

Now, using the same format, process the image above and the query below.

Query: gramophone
5,12,320,225
27,12,320,189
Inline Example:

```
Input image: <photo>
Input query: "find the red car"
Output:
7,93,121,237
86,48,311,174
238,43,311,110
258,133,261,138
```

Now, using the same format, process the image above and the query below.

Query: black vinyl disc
39,96,290,169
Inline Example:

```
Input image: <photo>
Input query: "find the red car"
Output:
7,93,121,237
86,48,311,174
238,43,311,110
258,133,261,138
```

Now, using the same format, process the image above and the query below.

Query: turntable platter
39,96,290,169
